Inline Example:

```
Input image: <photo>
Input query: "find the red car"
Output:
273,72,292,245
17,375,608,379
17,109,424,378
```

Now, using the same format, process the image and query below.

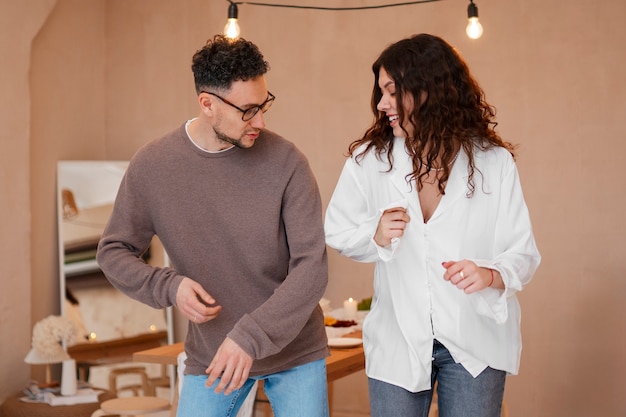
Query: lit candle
343,297,358,319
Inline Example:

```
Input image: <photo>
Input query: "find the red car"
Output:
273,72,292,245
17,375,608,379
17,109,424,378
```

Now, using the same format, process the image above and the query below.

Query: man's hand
374,207,411,247
206,337,253,395
176,277,222,323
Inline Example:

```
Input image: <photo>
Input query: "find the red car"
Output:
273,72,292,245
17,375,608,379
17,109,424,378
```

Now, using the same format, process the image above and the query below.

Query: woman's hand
442,260,501,293
374,207,411,247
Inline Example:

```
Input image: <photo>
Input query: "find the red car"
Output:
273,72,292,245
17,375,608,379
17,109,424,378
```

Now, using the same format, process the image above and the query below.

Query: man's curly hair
192,35,270,94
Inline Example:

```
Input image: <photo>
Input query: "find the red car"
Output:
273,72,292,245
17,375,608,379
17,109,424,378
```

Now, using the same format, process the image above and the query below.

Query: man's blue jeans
177,358,329,417
369,340,505,417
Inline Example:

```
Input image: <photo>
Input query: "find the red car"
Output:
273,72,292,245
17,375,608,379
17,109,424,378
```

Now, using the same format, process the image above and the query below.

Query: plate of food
324,316,358,328
327,337,363,348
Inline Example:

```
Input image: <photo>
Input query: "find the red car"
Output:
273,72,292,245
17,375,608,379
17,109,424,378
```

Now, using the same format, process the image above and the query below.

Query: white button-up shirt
325,139,541,392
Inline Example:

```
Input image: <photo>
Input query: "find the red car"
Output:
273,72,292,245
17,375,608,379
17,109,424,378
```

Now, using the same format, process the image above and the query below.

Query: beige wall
1,1,625,416
0,0,56,398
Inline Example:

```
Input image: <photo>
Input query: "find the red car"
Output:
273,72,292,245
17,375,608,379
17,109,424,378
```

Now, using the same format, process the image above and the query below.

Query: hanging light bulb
224,1,241,39
466,0,483,39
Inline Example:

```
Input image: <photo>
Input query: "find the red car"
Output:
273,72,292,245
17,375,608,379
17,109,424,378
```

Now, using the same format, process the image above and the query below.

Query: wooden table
133,332,364,382
133,332,365,416
70,331,169,363
69,331,169,381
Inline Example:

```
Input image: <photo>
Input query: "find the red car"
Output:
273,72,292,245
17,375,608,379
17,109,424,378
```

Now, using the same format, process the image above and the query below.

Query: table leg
170,380,179,417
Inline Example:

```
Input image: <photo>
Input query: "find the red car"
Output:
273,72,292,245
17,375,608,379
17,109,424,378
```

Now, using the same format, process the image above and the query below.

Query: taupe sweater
97,123,329,376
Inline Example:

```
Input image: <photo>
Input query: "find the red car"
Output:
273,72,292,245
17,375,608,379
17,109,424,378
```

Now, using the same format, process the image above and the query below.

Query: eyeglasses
202,91,275,121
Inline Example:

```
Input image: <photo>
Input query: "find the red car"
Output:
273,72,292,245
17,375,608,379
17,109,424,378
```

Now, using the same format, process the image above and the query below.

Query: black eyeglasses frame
202,90,275,121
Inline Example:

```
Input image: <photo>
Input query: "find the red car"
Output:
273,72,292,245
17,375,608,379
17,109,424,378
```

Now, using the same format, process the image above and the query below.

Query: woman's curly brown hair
350,33,516,196
192,34,270,94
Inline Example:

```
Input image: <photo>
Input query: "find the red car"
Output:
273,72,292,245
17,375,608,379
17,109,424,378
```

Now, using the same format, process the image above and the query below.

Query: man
97,35,329,417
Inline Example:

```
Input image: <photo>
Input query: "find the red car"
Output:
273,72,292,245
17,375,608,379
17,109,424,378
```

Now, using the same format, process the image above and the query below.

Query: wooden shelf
68,331,168,363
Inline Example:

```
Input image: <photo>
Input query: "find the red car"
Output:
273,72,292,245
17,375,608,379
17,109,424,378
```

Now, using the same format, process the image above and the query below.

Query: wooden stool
109,366,153,396
91,396,170,417
253,380,272,417
146,364,171,395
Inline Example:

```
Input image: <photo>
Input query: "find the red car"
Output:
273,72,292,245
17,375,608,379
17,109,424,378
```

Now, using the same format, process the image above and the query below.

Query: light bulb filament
224,18,240,39
466,17,483,39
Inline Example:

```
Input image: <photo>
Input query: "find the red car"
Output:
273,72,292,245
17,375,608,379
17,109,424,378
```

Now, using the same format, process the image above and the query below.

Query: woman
325,34,540,417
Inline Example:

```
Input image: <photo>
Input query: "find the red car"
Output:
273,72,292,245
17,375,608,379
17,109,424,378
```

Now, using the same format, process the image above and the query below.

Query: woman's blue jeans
369,340,505,417
177,358,329,417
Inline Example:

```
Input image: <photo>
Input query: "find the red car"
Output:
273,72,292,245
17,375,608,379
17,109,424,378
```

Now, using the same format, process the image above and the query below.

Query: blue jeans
177,358,329,417
369,340,505,417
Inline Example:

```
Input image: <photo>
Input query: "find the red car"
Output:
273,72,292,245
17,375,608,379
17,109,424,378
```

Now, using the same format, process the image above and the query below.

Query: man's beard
214,126,249,149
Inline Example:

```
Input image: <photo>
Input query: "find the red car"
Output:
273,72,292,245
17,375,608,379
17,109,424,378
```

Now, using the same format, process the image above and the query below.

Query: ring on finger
193,315,197,322
459,271,465,279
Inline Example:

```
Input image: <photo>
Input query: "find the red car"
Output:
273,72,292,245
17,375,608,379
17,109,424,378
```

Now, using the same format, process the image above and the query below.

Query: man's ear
198,92,215,116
